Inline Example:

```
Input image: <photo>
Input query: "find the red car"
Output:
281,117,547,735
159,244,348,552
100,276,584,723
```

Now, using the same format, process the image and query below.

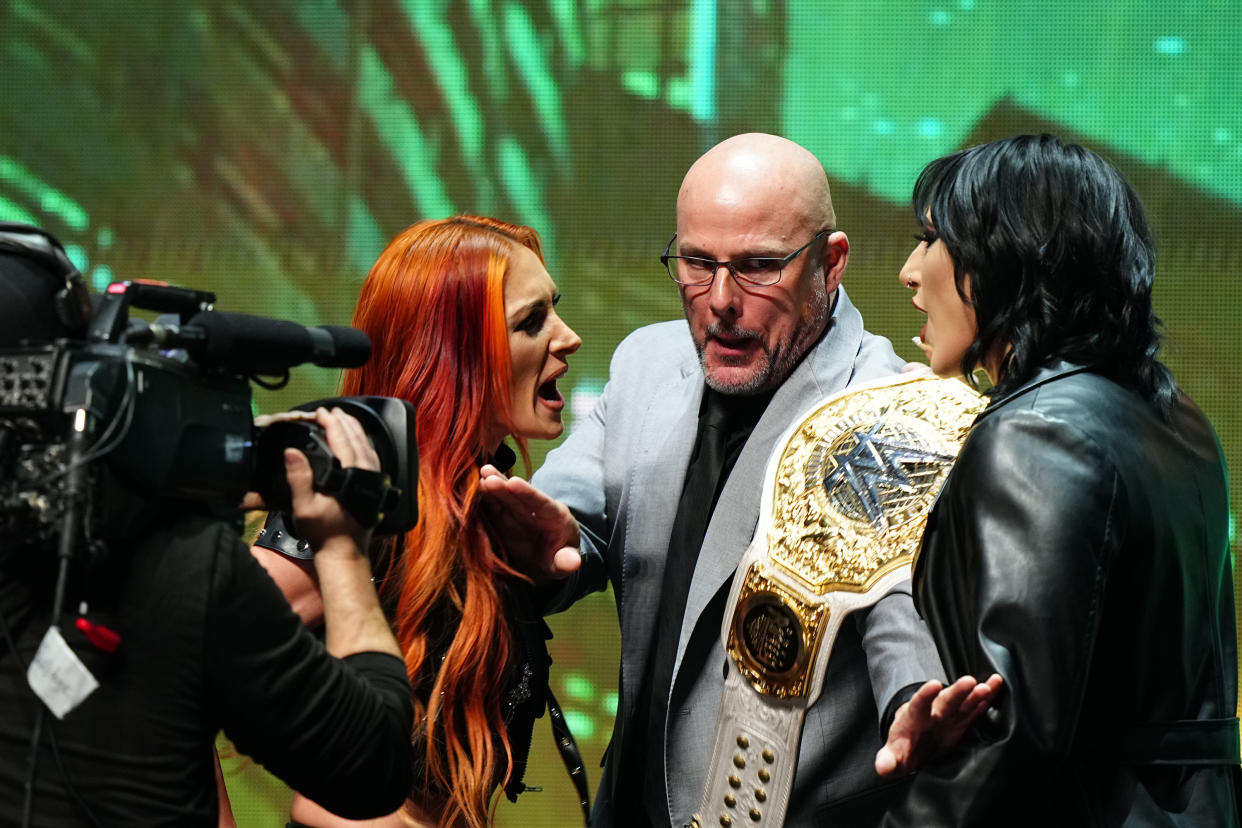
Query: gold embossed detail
768,376,983,594
727,563,828,697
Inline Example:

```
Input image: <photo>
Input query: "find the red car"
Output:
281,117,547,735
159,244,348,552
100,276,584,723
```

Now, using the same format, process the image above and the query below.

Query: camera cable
17,407,105,828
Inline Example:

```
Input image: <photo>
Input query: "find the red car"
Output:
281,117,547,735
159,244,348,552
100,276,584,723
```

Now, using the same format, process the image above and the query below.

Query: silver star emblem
821,415,956,531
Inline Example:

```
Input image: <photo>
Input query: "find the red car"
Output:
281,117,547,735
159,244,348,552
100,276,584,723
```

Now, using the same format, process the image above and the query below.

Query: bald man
489,134,945,826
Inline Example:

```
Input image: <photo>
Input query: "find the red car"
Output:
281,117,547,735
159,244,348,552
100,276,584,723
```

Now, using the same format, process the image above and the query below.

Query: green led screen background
2,2,1239,825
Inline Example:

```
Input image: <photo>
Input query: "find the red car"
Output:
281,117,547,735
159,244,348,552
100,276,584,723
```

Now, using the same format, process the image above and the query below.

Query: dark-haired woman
882,135,1238,825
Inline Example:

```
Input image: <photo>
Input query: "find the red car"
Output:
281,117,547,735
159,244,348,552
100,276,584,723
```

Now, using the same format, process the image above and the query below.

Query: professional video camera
0,249,417,553
0,226,421,828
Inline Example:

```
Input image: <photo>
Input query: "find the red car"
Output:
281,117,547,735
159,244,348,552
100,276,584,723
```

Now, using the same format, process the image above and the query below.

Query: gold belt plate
728,374,985,698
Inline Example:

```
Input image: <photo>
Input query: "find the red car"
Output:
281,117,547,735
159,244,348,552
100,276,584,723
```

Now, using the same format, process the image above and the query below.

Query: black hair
911,133,1177,414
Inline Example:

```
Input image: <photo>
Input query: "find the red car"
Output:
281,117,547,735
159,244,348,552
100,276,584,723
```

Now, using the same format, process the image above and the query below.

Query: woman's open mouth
537,376,564,409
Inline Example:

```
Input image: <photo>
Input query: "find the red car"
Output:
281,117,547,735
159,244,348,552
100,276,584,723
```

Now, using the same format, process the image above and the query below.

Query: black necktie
670,396,731,557
638,389,769,825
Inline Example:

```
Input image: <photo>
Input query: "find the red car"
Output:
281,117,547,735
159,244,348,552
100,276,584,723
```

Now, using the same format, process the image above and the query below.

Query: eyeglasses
660,229,831,287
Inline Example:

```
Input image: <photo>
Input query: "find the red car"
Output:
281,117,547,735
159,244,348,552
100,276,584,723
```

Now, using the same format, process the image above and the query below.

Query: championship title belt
690,373,984,828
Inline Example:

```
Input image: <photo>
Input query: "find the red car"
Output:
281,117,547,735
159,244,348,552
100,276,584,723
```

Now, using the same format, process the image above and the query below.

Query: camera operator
0,232,414,826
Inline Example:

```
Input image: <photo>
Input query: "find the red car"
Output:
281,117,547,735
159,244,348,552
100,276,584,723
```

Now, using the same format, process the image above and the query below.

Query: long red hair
342,216,540,828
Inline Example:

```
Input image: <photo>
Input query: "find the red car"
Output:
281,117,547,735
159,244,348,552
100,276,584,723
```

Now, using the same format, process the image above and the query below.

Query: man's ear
823,231,849,294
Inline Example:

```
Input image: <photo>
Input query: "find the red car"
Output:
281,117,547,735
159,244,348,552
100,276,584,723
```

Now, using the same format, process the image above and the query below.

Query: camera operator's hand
285,407,398,660
282,407,378,554
239,409,318,513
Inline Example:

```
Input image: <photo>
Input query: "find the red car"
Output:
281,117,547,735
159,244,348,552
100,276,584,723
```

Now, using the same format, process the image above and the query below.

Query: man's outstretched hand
478,465,581,583
875,673,1004,777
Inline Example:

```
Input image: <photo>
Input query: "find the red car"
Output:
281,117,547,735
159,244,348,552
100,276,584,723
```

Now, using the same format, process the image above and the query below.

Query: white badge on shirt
26,626,99,719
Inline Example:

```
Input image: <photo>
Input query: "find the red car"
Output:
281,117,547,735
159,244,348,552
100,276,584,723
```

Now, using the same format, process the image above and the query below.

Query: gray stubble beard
694,277,831,397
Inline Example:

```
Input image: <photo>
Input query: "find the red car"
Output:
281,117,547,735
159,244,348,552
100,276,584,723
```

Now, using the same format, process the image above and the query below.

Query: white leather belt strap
691,374,984,828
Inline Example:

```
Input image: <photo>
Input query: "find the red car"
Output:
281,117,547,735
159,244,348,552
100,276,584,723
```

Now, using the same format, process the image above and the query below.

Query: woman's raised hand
478,466,582,582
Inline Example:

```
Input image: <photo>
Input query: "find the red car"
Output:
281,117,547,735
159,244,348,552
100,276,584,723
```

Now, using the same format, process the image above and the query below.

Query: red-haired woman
257,216,582,828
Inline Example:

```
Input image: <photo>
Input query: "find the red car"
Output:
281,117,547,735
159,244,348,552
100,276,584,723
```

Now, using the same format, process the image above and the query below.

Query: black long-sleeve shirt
0,513,413,826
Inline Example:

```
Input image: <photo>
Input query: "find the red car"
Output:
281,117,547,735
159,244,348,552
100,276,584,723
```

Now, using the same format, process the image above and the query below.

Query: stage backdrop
2,2,1239,825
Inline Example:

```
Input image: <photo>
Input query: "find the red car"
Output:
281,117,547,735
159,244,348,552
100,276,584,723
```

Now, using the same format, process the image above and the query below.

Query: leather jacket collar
977,360,1094,420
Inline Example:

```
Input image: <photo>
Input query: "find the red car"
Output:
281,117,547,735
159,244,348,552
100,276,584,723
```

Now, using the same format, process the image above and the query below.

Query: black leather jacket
885,362,1239,826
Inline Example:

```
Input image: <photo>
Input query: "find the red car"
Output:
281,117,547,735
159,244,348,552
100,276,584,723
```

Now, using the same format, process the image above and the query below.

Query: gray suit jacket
533,288,945,827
